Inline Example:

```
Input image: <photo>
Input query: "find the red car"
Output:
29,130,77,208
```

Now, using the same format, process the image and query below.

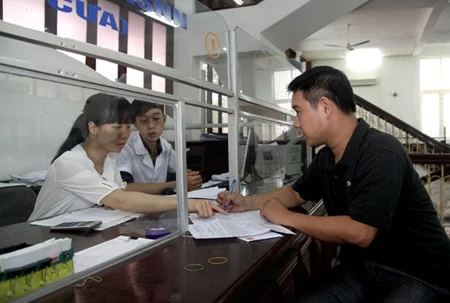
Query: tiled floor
445,223,450,238
443,217,450,238
428,179,450,217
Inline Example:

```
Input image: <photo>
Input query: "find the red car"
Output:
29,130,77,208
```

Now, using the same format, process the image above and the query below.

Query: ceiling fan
324,24,370,51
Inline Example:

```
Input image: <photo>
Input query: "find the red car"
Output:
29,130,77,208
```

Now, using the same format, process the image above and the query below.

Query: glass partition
0,66,184,298
161,103,230,184
235,27,300,111
173,1,230,98
238,114,305,196
0,0,232,100
0,1,234,300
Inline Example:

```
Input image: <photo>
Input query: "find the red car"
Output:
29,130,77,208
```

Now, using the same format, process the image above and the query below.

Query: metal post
175,101,189,232
228,30,240,191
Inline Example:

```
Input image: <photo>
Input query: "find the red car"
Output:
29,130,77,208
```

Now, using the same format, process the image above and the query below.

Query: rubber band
208,257,228,265
75,276,103,288
184,264,203,272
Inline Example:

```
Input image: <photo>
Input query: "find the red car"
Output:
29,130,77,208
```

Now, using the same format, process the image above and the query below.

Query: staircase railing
355,95,450,221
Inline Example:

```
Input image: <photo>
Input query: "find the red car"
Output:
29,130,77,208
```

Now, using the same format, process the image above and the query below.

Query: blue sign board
47,0,188,35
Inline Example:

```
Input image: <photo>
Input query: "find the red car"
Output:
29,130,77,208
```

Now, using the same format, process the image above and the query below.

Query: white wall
0,37,111,180
172,2,230,140
312,56,421,129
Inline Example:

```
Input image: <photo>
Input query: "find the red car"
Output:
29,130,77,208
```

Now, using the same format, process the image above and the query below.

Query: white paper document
188,210,296,239
0,182,28,188
187,186,223,200
211,172,229,181
201,180,224,188
0,238,72,272
10,170,48,184
73,236,153,273
238,231,283,242
189,219,271,238
30,207,143,230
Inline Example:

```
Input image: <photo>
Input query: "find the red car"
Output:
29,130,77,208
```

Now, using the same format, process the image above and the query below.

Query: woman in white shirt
28,93,224,221
117,100,202,194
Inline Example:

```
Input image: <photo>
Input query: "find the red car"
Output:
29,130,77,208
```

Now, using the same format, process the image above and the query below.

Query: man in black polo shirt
217,66,450,302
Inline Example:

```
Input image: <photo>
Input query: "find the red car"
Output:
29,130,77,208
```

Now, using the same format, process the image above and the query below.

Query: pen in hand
224,179,236,210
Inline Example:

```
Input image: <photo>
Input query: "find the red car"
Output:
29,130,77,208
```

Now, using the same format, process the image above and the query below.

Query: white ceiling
297,0,450,60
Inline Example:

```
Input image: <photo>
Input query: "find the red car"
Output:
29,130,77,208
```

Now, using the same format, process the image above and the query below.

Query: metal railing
355,95,450,222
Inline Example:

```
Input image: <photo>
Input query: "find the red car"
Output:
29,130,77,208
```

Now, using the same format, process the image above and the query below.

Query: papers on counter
238,231,283,242
0,238,72,272
74,236,153,273
188,210,295,240
187,186,223,200
201,180,224,188
30,207,143,231
211,172,229,181
10,170,48,184
0,182,28,188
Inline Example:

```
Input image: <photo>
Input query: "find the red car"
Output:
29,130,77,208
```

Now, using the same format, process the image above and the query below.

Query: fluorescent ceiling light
144,11,179,28
233,0,244,5
346,48,382,70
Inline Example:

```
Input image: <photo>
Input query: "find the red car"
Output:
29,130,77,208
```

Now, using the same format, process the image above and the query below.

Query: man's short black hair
132,99,165,117
287,66,356,113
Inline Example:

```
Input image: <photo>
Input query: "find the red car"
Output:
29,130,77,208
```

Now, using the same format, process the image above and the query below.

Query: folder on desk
0,238,74,302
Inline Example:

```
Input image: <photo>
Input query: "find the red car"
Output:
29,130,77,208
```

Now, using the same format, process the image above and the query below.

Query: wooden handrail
409,153,450,165
355,95,450,153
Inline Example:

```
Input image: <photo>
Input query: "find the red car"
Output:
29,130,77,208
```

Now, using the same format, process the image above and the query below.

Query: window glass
96,0,119,81
3,0,45,31
201,61,228,134
441,59,450,90
126,11,145,87
444,93,450,140
420,59,440,90
420,58,450,138
151,22,167,93
421,93,440,137
273,69,300,101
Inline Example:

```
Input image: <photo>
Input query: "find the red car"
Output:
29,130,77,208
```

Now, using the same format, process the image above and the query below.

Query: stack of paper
30,207,143,230
211,172,229,181
10,170,48,184
0,238,72,272
0,238,74,301
73,236,153,273
187,186,223,200
0,183,28,188
188,210,295,241
201,180,224,188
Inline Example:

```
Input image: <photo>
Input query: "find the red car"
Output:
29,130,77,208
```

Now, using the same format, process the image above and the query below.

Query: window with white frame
201,61,228,134
420,58,450,140
273,69,300,110
1,0,171,90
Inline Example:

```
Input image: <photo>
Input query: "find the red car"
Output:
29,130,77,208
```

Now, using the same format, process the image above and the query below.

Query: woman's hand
188,199,228,217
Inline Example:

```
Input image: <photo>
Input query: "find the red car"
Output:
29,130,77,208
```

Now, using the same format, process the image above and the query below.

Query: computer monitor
240,127,262,183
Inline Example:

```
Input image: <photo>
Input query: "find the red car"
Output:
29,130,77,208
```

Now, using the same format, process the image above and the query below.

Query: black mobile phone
49,221,102,232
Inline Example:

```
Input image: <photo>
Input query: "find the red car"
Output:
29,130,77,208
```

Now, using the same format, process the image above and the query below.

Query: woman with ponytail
29,93,225,221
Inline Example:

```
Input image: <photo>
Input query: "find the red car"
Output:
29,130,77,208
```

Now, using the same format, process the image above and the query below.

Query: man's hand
187,170,202,191
216,190,249,212
260,197,291,225
188,199,228,217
